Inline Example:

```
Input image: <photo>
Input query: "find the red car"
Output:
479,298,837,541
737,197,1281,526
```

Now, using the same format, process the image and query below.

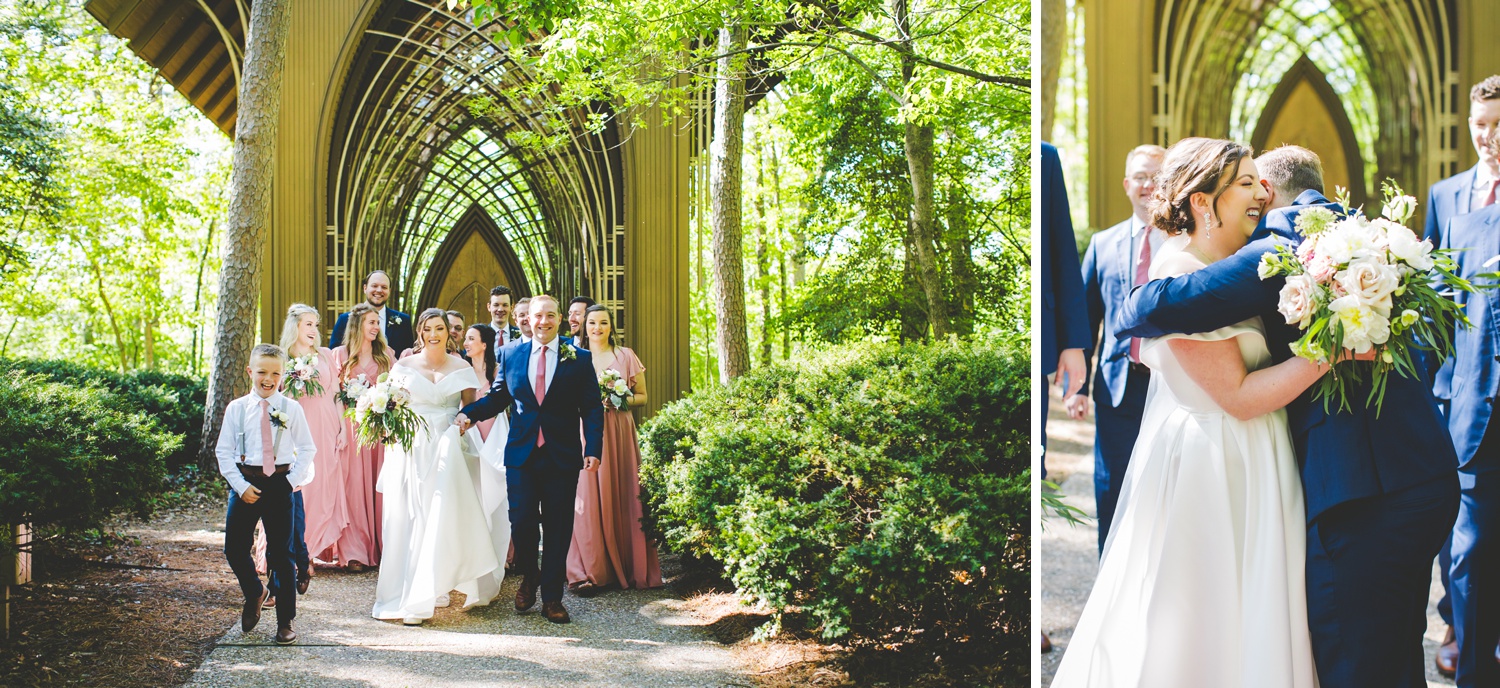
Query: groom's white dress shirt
214,391,316,497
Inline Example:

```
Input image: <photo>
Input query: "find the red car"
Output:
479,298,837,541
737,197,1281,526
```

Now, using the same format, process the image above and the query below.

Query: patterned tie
1484,178,1499,208
259,399,275,476
1129,230,1152,364
534,345,547,447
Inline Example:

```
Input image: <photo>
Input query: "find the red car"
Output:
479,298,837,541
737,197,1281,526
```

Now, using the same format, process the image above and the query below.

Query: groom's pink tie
1484,178,1499,208
259,399,275,476
534,345,547,447
1129,230,1152,364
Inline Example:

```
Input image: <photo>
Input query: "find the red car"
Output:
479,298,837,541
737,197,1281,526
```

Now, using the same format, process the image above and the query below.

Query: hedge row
638,339,1029,651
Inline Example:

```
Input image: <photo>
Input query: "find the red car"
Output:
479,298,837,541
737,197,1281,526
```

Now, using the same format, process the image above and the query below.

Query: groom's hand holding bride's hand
453,412,472,432
1065,393,1090,419
584,456,600,472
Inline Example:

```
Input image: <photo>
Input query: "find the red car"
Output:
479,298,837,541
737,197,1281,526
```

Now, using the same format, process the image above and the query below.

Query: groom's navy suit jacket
1438,203,1500,475
459,339,604,470
1118,189,1458,522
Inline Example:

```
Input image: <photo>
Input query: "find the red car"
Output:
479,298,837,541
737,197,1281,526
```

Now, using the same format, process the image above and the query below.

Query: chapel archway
1250,56,1366,207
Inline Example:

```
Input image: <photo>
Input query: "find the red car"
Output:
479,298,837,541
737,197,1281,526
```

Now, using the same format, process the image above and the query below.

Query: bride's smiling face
1199,157,1267,241
419,317,448,350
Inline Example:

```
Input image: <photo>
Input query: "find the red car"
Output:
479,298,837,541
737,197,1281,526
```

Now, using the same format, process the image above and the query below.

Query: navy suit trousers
1093,368,1149,553
1306,474,1459,688
267,491,310,595
224,474,297,626
1452,466,1500,687
508,448,581,604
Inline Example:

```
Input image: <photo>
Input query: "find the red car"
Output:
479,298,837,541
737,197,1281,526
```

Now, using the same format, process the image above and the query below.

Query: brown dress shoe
541,600,571,624
297,577,310,595
1437,625,1457,677
1041,631,1053,654
263,594,276,609
515,573,539,612
243,589,269,632
275,624,297,645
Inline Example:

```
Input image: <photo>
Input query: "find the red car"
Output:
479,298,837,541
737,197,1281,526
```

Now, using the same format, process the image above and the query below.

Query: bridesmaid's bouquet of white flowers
335,373,371,408
345,373,424,451
1258,181,1478,414
282,353,324,399
598,369,632,410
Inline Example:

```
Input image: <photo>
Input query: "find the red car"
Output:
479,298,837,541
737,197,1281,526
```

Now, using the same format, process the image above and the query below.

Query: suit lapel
1457,168,1477,219
513,341,540,407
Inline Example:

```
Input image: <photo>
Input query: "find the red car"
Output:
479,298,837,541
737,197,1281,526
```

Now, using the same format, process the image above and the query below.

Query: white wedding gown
372,367,509,621
1050,317,1318,688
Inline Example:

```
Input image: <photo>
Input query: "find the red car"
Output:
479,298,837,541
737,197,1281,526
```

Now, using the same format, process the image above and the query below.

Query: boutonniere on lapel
390,315,403,325
268,407,291,429
558,341,578,362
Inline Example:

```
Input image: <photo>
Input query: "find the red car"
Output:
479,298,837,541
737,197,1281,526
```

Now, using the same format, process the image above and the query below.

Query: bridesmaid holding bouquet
332,302,395,572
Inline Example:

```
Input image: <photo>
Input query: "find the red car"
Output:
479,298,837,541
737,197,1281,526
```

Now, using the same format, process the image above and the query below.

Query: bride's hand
453,412,471,432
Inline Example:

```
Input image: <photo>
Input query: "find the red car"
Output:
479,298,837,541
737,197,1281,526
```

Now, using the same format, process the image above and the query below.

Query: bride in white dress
372,309,507,625
1052,139,1351,687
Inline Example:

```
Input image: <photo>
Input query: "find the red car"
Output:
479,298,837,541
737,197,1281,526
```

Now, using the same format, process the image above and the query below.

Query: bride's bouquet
282,353,324,399
1257,181,1478,414
598,369,632,410
335,373,371,408
345,373,425,451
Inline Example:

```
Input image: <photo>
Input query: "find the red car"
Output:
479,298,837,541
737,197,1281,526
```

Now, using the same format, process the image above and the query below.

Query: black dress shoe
1437,625,1457,677
515,573,539,612
275,625,297,645
541,600,571,624
243,589,269,632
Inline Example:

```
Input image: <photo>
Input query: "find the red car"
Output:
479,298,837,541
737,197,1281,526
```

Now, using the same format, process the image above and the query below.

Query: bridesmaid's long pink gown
331,346,392,568
567,347,662,589
297,347,350,562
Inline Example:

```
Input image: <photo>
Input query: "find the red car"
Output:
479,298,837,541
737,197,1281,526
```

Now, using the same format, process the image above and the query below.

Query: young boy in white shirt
215,344,316,644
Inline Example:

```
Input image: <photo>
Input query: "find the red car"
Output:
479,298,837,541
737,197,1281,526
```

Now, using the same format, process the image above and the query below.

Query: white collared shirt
494,321,512,346
1472,166,1500,213
528,336,560,395
377,305,389,337
1129,215,1165,280
215,391,316,496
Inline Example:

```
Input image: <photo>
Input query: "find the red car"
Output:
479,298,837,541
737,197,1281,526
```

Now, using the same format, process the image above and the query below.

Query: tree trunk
191,218,218,376
894,0,952,339
198,0,293,471
754,145,773,367
1039,0,1066,142
709,21,751,384
945,175,976,336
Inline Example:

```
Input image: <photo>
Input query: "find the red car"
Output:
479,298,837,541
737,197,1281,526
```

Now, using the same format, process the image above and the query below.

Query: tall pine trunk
894,0,952,338
198,0,293,470
1039,0,1065,142
709,21,751,383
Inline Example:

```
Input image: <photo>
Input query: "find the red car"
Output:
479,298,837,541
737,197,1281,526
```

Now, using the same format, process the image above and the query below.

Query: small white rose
1278,275,1320,330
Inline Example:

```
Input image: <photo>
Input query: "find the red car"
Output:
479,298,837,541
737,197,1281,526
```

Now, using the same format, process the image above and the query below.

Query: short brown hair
1472,76,1500,103
1124,144,1166,175
1151,138,1254,235
250,344,286,363
1256,145,1324,200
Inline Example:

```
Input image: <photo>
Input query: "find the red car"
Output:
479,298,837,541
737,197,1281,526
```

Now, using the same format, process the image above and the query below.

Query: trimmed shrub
639,339,1029,652
0,370,179,533
0,359,205,472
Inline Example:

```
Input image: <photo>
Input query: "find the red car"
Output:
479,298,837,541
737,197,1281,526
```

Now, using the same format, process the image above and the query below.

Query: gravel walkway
185,563,749,687
1039,388,1454,687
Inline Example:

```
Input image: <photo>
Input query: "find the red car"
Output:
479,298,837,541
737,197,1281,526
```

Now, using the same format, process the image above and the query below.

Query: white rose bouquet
335,373,371,408
1258,181,1477,414
345,372,424,451
598,368,633,410
282,353,324,399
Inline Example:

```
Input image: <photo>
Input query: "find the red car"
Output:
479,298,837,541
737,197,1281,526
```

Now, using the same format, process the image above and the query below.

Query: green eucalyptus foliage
639,339,1029,649
0,369,179,535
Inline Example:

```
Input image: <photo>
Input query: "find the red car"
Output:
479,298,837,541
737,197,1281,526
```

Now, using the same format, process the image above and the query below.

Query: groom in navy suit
1436,129,1500,688
455,294,604,624
1119,145,1459,688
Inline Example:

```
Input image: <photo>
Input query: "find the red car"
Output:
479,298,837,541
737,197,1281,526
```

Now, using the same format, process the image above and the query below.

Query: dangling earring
1203,212,1213,239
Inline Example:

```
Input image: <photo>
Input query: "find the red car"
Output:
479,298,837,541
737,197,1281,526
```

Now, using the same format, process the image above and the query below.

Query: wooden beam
106,0,146,33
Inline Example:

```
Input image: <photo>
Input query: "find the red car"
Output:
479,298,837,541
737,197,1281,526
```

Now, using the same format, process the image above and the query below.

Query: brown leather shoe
243,589,268,632
1041,631,1053,654
541,600,571,624
515,573,539,612
274,624,297,645
297,576,310,595
1437,625,1457,677
263,594,276,609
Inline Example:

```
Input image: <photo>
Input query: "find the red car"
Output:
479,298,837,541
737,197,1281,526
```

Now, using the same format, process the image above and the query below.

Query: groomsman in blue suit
1040,142,1090,466
1120,145,1459,688
1066,144,1165,553
1437,128,1500,688
328,270,415,354
1426,76,1500,675
1039,141,1089,655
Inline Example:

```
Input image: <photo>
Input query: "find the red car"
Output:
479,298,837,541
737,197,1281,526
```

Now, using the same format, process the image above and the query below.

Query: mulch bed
0,490,239,687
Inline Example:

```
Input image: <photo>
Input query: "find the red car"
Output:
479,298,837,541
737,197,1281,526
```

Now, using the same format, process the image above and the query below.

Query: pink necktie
1484,179,1499,208
1129,232,1152,364
259,400,275,476
534,346,547,447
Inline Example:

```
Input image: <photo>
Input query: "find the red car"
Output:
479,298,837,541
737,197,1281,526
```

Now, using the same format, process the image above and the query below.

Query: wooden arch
416,202,532,311
1251,55,1368,207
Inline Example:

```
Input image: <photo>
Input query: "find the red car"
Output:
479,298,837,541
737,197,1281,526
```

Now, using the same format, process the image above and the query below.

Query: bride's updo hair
1151,137,1253,235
